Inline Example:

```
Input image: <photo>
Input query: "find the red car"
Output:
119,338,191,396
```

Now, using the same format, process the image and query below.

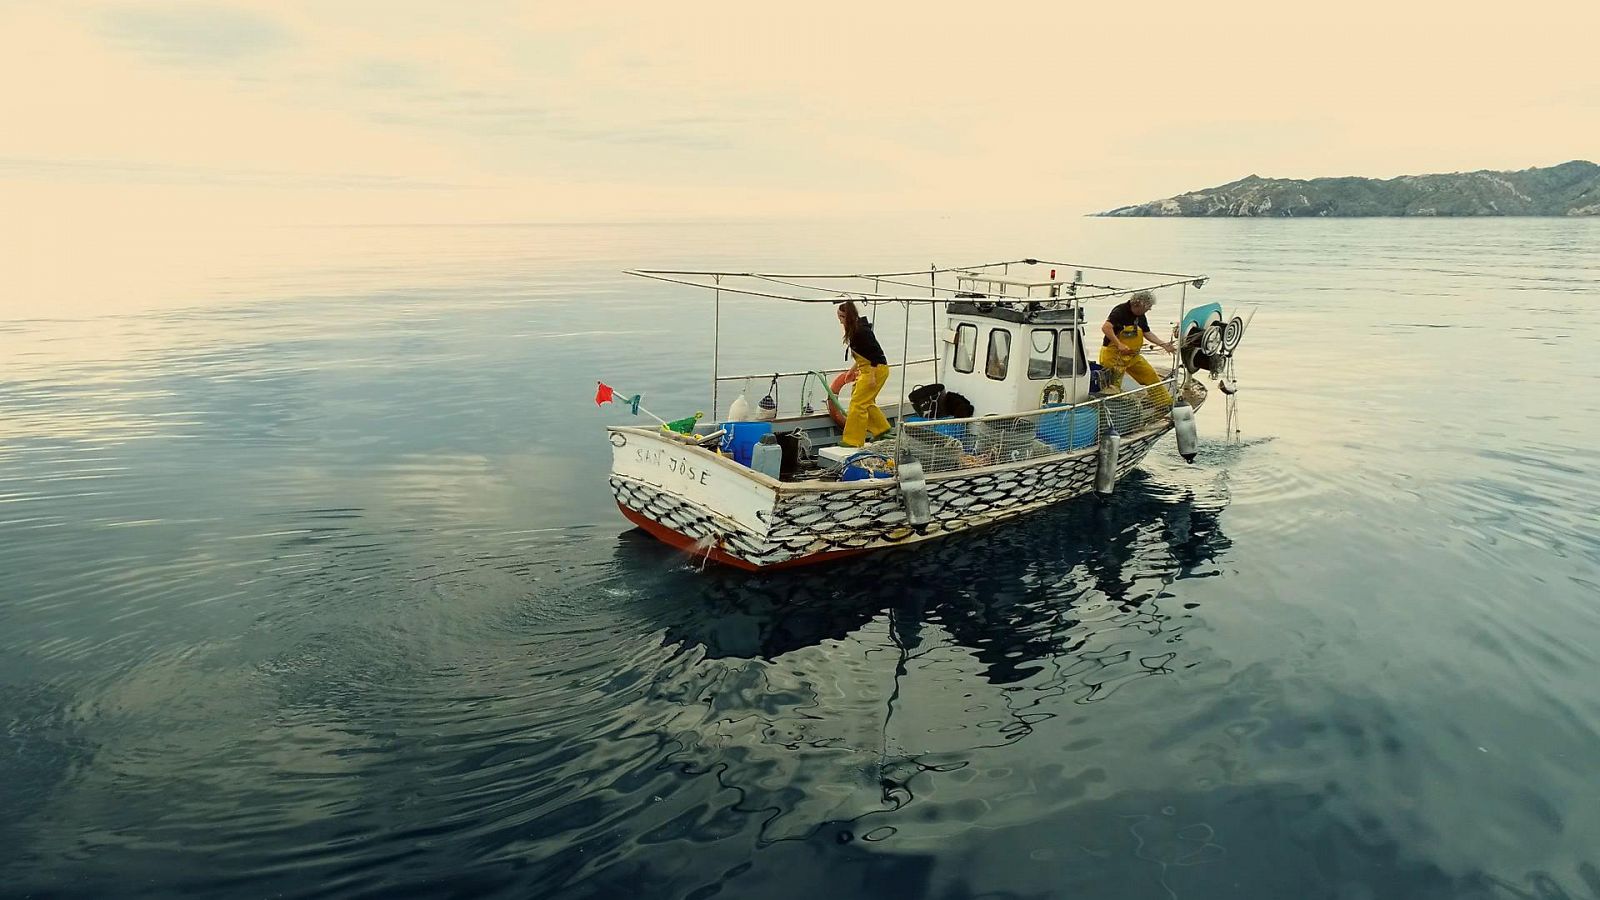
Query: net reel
1178,305,1254,442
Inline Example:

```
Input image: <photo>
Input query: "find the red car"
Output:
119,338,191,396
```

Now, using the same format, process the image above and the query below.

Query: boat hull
608,421,1172,570
615,503,873,571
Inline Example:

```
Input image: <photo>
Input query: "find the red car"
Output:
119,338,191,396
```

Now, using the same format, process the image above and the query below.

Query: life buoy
1040,381,1066,407
828,369,854,426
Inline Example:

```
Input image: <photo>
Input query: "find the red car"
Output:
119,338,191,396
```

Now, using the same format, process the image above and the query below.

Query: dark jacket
1103,300,1151,347
848,321,888,366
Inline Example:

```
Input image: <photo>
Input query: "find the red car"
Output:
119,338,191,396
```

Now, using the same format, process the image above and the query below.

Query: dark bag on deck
908,383,974,420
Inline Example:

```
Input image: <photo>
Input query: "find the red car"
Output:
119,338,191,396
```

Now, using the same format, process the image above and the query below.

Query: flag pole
632,405,671,428
596,382,671,427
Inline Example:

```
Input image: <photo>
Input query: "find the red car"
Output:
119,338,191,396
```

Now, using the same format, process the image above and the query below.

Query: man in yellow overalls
1099,290,1175,405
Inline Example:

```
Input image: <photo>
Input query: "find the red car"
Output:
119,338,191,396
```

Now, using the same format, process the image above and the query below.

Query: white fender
1095,431,1122,496
1172,400,1198,463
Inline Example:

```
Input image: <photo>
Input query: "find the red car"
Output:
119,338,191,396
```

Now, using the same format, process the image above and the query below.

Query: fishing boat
602,259,1251,571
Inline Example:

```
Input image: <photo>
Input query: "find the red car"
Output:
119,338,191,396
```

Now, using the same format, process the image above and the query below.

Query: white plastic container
750,434,784,479
752,432,784,477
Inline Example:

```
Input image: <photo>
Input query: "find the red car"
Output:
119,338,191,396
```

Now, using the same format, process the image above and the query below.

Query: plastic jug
751,434,783,479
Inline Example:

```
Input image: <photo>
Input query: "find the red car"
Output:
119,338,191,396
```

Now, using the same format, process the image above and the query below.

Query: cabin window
986,328,1012,381
1056,328,1087,377
1028,330,1055,380
953,323,977,373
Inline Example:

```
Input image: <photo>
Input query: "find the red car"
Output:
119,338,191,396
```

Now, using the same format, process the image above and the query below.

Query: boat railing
894,376,1182,475
714,357,940,419
714,357,939,384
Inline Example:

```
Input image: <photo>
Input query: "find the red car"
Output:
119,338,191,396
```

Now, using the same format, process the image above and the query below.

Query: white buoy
1095,431,1122,496
727,391,753,421
1172,399,1198,464
897,460,931,531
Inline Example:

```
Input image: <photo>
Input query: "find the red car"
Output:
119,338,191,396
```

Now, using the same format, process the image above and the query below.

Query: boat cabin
941,300,1089,417
939,268,1092,417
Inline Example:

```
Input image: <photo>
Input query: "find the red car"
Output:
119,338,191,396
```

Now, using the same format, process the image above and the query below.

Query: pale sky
3,0,1597,225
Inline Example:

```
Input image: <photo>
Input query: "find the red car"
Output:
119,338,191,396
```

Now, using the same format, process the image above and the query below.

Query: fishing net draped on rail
890,375,1181,475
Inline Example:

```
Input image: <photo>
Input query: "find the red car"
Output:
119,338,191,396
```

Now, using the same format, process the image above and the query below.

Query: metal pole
1072,295,1082,408
1072,270,1085,423
930,265,939,381
894,300,912,461
713,274,721,416
1176,281,1187,380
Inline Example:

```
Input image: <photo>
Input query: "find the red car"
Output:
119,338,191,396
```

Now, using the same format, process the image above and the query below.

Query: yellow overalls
841,352,891,447
1099,323,1172,406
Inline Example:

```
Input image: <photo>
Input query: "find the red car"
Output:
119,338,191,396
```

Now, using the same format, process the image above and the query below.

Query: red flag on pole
594,382,615,406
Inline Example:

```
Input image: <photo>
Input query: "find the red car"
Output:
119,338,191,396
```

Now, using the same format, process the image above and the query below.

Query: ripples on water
3,218,1600,898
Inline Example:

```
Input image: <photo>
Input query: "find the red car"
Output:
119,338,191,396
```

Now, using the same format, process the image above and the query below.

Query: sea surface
3,216,1599,899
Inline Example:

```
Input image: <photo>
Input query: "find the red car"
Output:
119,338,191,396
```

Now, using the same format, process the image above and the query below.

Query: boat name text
635,447,710,485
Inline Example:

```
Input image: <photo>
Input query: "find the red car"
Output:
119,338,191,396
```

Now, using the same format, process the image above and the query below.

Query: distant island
1099,160,1600,217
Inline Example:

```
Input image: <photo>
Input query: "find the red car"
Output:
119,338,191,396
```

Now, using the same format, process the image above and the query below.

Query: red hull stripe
616,504,870,572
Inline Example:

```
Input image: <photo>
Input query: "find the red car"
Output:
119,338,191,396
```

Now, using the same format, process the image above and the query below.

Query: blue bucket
721,421,773,467
842,461,895,482
840,450,895,482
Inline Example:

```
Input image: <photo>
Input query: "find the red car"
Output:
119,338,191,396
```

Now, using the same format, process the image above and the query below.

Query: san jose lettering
635,447,710,485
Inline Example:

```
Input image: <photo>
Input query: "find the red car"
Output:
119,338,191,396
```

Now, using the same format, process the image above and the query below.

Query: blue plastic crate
1036,405,1099,451
904,415,971,448
720,421,773,467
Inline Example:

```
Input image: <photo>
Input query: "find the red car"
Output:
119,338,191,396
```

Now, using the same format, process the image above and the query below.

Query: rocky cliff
1099,161,1600,217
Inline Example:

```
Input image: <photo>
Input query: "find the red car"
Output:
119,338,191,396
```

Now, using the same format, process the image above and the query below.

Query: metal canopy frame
626,258,1207,306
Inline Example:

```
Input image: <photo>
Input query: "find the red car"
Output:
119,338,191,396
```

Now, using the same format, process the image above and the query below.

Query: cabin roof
945,301,1086,325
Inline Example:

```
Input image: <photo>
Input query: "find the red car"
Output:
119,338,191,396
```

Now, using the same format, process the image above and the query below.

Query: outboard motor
1094,430,1122,496
1171,399,1198,463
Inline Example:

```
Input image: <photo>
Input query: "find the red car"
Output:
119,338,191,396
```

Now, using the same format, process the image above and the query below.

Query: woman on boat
1100,290,1175,405
836,301,891,447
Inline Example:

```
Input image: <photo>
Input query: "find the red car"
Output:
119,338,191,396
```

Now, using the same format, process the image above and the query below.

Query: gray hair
1129,290,1156,309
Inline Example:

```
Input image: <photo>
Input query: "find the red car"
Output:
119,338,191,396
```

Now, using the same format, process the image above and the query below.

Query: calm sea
3,216,1598,899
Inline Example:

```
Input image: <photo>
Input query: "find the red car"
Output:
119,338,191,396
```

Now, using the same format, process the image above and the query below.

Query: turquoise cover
1181,302,1222,336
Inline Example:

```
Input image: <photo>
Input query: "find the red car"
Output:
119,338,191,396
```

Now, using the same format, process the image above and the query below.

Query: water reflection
622,472,1230,671
592,484,1600,900
595,474,1238,857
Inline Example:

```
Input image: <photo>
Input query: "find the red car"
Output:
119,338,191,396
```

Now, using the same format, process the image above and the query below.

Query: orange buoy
828,369,854,426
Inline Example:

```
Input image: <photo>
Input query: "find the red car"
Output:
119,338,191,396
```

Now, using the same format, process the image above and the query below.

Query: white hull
608,411,1181,571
